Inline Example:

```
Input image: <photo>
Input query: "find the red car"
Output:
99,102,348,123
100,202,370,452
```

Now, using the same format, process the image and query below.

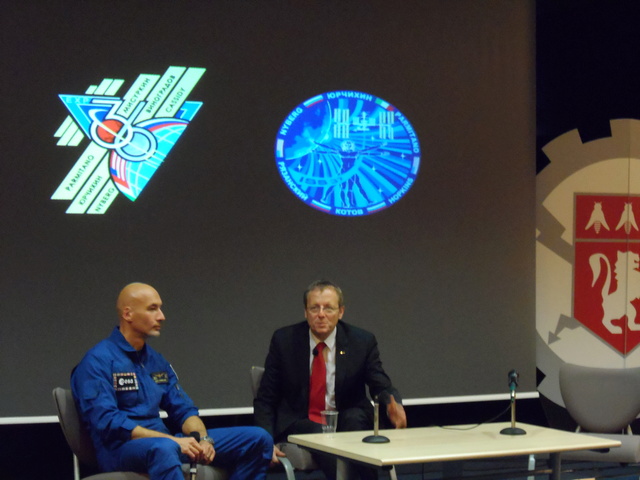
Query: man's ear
122,306,132,323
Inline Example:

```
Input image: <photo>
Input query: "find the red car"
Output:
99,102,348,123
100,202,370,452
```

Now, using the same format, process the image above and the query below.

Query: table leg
549,452,561,480
336,458,354,480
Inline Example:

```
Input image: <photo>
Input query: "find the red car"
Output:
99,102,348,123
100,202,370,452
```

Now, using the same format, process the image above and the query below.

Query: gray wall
0,0,535,418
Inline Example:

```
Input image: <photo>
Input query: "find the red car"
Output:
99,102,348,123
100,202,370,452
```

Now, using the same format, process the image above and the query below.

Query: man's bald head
117,282,159,317
117,283,165,349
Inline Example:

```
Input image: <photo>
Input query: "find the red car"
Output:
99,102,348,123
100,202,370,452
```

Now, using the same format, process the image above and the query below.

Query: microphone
500,370,526,436
508,369,519,390
189,431,200,480
312,347,318,356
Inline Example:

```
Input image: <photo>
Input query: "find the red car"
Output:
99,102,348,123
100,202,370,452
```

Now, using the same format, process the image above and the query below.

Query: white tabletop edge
287,423,622,467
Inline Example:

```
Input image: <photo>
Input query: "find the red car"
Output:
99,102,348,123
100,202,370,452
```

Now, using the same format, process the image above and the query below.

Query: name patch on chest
113,372,139,391
152,371,169,384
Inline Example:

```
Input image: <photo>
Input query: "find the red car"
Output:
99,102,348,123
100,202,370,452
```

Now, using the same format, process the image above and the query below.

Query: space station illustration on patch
275,91,421,217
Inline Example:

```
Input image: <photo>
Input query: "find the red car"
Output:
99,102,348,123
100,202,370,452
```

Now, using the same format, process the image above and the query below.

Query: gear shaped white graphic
536,118,640,406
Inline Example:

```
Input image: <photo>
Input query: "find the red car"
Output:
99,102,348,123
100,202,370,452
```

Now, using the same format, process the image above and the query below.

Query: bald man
71,283,272,480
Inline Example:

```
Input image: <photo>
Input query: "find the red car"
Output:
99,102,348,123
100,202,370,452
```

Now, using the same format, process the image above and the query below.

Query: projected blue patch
275,91,421,216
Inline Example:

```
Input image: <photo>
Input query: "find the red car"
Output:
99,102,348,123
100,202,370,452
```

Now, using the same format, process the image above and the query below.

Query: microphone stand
500,371,526,436
189,431,200,480
363,396,390,443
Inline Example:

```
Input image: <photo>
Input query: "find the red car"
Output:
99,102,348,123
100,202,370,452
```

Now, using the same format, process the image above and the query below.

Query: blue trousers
103,426,273,480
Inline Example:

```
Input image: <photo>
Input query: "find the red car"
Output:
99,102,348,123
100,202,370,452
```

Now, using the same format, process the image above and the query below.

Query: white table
288,422,621,480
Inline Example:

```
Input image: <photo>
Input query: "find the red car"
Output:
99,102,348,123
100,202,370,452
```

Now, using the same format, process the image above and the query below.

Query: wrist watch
201,435,215,446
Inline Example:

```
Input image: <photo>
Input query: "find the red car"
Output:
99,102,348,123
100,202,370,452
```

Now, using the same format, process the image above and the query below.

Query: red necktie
308,342,327,423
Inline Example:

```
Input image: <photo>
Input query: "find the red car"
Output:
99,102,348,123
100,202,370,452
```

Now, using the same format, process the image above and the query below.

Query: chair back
559,363,640,433
53,387,100,469
250,366,265,399
249,365,319,473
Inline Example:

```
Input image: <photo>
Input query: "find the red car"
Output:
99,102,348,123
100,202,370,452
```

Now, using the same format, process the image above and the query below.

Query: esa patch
113,372,138,391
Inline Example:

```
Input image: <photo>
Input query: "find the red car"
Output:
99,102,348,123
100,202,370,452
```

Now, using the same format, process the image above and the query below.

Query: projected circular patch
275,91,421,216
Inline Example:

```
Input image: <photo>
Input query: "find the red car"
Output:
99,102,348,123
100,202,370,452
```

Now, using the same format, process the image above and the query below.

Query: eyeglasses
307,305,339,315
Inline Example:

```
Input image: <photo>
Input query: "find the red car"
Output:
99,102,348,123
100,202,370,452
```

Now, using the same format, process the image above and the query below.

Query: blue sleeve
160,363,199,430
71,353,139,448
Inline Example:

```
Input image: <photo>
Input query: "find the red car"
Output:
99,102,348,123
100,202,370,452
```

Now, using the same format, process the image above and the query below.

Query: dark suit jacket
254,320,402,440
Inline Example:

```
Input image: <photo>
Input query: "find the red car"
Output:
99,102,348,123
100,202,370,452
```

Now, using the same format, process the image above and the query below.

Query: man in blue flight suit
71,282,273,480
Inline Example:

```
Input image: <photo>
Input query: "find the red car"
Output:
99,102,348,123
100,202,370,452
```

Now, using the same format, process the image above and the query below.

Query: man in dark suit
254,279,406,480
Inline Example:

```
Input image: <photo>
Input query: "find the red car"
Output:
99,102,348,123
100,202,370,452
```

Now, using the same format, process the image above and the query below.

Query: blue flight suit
71,327,272,480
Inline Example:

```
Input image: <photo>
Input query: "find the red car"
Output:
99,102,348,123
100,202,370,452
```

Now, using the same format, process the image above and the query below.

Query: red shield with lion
574,194,640,354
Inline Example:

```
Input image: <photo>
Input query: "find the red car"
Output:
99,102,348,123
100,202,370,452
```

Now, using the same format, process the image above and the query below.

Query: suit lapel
335,321,348,400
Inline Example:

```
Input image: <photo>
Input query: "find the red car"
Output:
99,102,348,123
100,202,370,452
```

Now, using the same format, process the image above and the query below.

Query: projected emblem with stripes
52,66,205,214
